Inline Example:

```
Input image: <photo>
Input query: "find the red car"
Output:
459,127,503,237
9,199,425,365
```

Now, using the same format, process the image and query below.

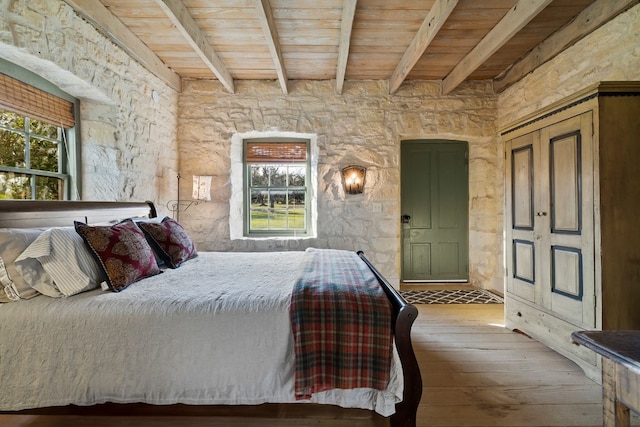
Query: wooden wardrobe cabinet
502,82,640,381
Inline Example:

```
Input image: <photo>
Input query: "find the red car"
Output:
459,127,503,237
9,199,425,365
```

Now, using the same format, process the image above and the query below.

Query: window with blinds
0,69,76,200
244,139,310,236
0,73,75,128
245,141,307,163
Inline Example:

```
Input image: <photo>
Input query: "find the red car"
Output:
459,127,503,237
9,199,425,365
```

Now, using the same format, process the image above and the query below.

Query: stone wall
498,4,640,127
1,0,636,293
178,79,502,289
0,0,178,209
5,0,636,292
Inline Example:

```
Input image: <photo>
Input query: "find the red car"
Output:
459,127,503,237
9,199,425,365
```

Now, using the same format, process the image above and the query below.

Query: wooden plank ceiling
64,0,636,94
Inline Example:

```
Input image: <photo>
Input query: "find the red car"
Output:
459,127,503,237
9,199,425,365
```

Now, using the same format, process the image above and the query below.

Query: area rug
400,289,504,304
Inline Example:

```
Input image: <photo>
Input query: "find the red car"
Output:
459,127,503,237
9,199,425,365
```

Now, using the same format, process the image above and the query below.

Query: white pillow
15,227,105,297
0,228,44,302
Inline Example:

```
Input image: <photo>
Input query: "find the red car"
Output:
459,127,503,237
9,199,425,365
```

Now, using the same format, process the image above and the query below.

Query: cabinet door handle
536,211,548,216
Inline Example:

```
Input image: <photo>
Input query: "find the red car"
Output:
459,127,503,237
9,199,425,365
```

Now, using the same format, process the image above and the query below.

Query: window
244,139,310,237
0,63,78,200
0,111,69,200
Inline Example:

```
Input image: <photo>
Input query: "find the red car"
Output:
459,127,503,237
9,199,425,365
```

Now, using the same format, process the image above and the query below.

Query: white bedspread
0,251,402,416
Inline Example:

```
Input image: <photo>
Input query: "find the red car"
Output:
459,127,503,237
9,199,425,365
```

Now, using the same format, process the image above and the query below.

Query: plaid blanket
290,248,393,399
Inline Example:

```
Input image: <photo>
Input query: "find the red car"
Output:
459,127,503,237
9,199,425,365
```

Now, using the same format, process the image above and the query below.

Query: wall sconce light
167,174,212,220
342,165,366,195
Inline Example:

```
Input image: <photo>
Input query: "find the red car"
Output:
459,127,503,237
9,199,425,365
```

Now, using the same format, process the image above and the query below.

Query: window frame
0,114,69,199
243,138,311,238
0,58,80,200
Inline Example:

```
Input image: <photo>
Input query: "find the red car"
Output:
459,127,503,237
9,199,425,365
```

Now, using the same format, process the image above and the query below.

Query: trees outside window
0,110,68,200
244,140,309,237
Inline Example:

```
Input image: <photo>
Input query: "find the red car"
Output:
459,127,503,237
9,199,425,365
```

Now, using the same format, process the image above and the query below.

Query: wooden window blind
245,142,307,163
0,72,75,128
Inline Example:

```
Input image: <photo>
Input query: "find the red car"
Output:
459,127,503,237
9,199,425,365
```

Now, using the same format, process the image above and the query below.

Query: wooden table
572,330,640,427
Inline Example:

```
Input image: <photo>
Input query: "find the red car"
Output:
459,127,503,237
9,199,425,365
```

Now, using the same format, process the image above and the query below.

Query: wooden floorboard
2,303,639,426
412,304,638,427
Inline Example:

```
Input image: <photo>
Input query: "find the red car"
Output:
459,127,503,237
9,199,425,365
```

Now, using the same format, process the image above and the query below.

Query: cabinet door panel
506,133,538,303
541,113,595,327
514,240,535,283
512,146,534,229
551,246,583,299
551,132,581,233
551,250,586,324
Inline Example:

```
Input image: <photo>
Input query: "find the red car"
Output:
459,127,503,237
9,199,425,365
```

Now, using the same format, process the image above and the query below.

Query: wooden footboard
358,251,422,427
0,200,421,427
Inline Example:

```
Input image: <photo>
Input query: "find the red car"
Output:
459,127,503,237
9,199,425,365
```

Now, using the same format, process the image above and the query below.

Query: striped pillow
15,227,105,297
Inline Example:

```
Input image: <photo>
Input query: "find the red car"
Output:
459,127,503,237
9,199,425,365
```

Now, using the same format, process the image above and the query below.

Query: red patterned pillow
74,220,161,292
138,217,197,268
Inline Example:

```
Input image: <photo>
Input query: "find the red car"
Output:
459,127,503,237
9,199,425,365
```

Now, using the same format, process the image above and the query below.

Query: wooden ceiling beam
63,0,181,92
441,0,553,95
494,0,640,93
254,0,288,94
335,0,357,94
155,0,234,93
389,0,458,95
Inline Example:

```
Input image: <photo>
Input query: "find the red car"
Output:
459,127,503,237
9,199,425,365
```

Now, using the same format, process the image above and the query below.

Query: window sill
233,234,316,241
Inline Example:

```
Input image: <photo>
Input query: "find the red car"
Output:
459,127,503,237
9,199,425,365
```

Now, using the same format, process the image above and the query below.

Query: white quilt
0,251,402,416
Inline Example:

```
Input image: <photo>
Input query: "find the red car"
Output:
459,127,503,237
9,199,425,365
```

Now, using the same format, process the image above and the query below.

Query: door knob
401,215,411,224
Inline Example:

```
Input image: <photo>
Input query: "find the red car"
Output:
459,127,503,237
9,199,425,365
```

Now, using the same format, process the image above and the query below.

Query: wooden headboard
0,200,157,229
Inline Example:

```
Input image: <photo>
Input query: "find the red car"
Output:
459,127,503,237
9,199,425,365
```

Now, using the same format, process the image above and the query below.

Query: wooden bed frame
0,200,422,427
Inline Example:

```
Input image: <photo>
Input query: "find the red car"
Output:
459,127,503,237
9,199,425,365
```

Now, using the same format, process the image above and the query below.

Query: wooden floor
414,304,602,427
2,303,638,427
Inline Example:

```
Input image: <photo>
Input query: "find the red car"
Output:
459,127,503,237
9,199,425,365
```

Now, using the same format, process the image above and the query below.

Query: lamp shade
342,165,366,194
192,175,212,201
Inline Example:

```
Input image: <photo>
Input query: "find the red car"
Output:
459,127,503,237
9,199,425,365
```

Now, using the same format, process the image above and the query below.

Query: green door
401,140,469,282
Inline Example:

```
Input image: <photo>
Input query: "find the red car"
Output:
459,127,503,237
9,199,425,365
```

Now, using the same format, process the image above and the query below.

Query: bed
0,200,422,427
